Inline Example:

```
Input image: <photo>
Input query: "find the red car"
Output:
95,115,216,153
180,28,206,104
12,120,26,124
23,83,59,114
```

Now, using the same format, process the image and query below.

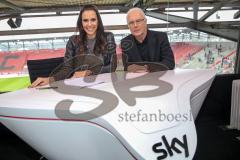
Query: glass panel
167,29,237,74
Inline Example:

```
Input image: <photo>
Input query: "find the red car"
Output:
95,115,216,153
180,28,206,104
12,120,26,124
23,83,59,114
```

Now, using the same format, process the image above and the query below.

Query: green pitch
0,76,31,92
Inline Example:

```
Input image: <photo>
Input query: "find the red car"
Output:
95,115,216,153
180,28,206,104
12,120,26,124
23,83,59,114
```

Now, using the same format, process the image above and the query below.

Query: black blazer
121,30,175,71
53,32,117,81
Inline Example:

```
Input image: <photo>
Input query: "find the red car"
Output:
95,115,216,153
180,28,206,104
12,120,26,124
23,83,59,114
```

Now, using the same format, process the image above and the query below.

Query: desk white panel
0,69,215,160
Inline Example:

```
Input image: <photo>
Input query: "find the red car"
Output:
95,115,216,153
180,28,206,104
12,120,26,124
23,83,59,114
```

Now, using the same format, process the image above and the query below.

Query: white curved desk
0,69,215,160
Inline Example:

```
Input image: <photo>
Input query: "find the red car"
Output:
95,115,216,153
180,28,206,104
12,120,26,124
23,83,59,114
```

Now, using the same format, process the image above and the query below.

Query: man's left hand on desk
127,64,149,73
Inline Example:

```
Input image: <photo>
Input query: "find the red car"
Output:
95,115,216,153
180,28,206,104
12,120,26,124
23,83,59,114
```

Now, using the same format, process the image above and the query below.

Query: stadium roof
0,0,239,14
0,0,239,41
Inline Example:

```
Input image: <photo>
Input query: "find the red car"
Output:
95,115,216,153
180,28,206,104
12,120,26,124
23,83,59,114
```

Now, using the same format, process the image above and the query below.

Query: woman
30,5,117,87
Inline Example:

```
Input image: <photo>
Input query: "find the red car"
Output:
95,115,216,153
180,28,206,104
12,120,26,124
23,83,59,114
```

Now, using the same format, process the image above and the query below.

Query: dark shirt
134,34,149,61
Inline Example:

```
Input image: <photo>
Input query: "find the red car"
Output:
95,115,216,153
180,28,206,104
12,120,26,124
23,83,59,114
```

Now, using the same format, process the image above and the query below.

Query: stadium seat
27,57,64,83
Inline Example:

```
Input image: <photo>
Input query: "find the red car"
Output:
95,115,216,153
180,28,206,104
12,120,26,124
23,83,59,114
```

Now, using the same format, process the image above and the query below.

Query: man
121,7,175,72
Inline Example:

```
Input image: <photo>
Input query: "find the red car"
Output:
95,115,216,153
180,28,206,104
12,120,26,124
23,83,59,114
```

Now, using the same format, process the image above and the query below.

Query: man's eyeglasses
128,18,145,27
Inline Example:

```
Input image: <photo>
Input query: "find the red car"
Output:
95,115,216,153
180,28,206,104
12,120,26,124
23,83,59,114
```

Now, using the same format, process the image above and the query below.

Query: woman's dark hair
76,5,107,55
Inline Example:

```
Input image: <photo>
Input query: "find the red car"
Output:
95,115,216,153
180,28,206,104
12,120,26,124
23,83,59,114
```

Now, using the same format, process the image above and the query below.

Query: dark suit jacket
121,30,175,71
52,32,117,81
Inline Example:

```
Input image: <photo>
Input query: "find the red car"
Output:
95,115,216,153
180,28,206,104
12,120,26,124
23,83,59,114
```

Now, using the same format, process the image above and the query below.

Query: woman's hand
29,77,50,88
72,70,92,78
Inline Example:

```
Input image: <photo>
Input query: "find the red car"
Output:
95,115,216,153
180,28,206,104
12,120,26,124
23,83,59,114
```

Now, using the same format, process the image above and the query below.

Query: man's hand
127,64,148,73
72,70,92,78
29,77,50,88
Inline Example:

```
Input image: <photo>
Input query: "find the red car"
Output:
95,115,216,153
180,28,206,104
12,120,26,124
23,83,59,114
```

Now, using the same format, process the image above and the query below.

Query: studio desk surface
0,69,216,160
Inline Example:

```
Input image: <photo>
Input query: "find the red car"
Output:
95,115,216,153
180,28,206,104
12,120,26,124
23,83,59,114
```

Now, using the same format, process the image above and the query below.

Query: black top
52,32,117,81
86,38,96,54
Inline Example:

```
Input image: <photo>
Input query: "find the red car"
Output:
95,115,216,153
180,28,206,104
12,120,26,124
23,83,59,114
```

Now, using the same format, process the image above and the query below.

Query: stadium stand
171,42,203,64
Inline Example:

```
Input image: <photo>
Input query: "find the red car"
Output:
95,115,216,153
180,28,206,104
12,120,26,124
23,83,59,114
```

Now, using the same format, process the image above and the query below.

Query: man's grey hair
126,7,146,22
